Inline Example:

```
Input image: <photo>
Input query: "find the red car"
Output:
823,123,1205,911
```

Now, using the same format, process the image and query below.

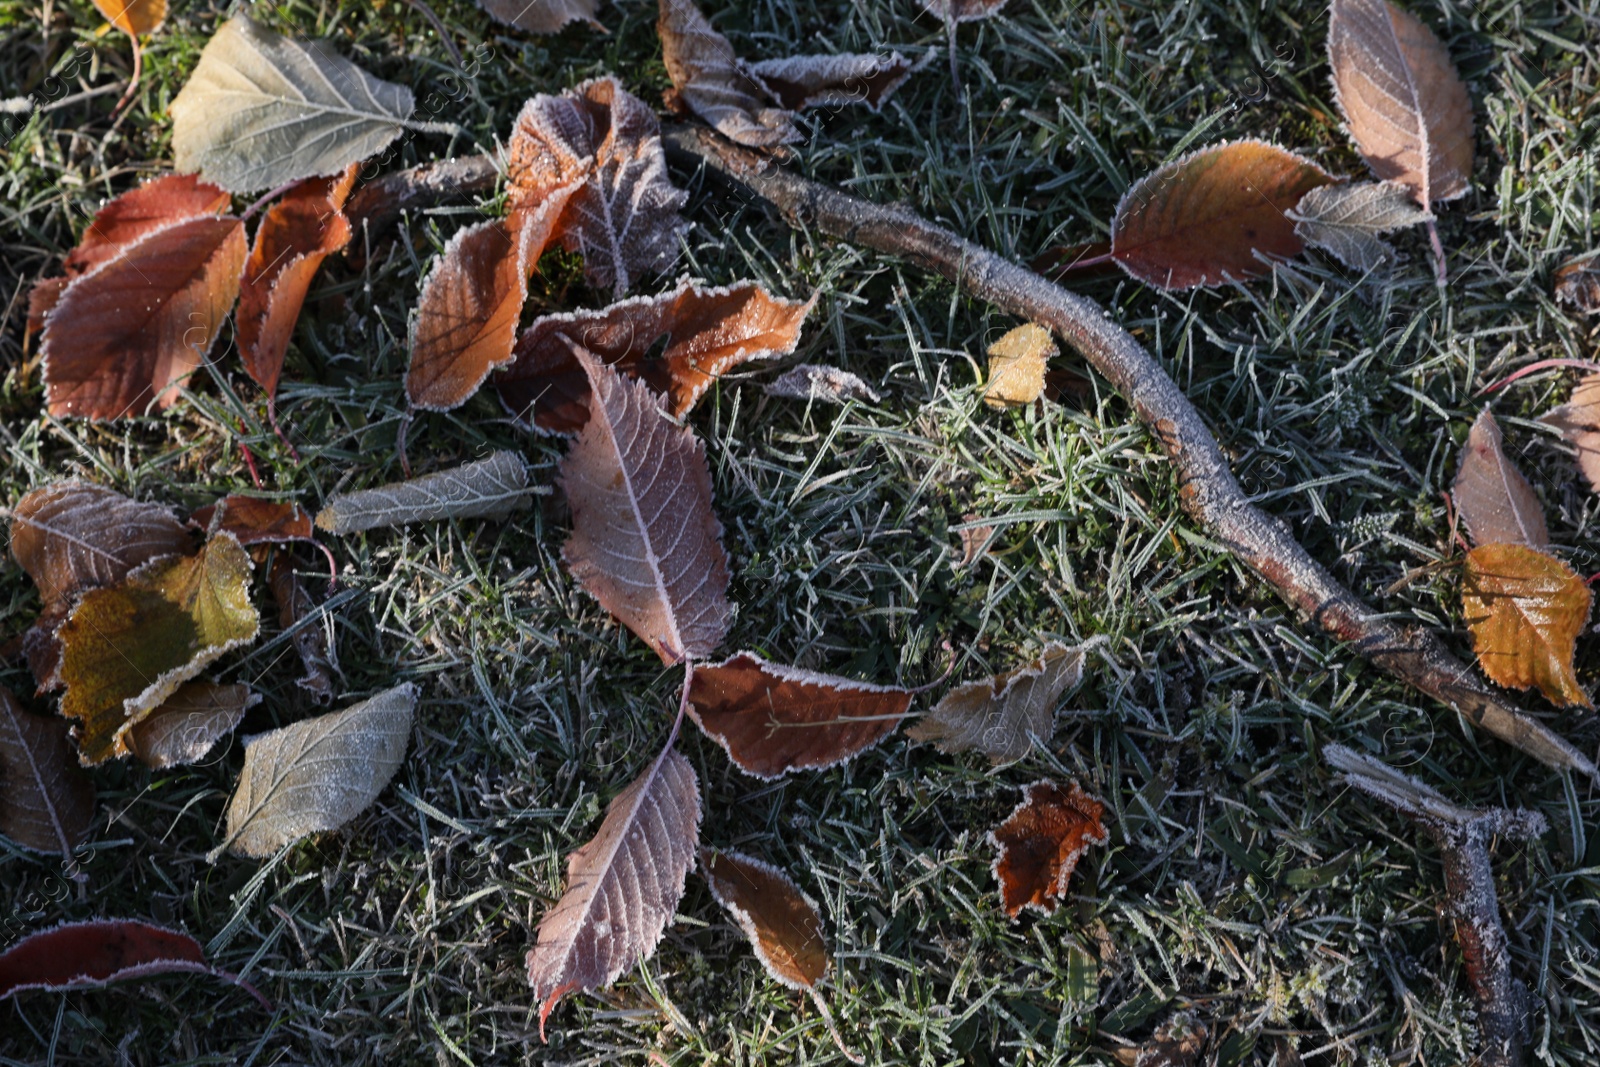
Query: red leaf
989,779,1108,918
192,495,315,546
0,687,94,858
237,165,358,404
688,652,911,778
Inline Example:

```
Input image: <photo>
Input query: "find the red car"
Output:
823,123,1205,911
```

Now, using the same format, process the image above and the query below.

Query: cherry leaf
1462,544,1592,709
1286,180,1432,272
124,682,259,770
1540,374,1600,493
982,324,1055,409
1451,408,1547,549
0,920,268,1008
907,641,1090,766
478,0,600,34
315,451,533,534
657,0,800,149
989,779,1108,918
700,849,828,990
0,687,94,858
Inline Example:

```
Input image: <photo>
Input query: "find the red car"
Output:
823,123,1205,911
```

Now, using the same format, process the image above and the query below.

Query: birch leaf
907,641,1090,766
559,347,732,664
1287,180,1433,271
989,779,1108,918
1328,0,1473,209
688,653,911,778
1540,374,1600,493
0,688,94,858
657,0,800,149
478,0,600,34
212,683,416,860
526,746,700,1037
1462,544,1591,708
316,451,532,534
701,849,828,989
747,51,921,112
1452,408,1547,548
983,324,1055,409
124,682,258,770
170,15,416,193
1555,253,1600,314
765,364,882,405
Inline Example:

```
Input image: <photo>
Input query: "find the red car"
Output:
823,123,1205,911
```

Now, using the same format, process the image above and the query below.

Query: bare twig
344,153,500,238
659,123,1597,782
1326,745,1544,1067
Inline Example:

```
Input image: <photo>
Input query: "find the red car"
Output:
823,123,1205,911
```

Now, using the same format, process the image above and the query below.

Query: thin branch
659,122,1597,783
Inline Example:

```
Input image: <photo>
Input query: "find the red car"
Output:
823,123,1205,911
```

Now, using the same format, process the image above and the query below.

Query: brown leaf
268,554,337,704
983,323,1055,409
990,779,1107,918
1462,544,1592,708
764,363,882,405
1554,253,1600,314
1540,374,1600,493
688,652,911,777
22,608,71,695
42,214,246,419
922,0,1008,21
559,348,732,663
91,0,166,36
406,188,579,411
0,687,94,858
700,848,828,989
0,920,266,1007
496,278,816,433
507,77,689,297
192,495,315,546
907,641,1090,766
123,682,258,769
1111,140,1335,290
657,0,801,149
477,0,600,34
315,451,532,533
527,745,700,1037
1328,0,1472,210
237,166,358,404
1451,408,1547,548
747,51,921,112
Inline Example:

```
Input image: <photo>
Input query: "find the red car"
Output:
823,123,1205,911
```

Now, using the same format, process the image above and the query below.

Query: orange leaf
1451,408,1547,548
1462,544,1592,708
688,653,912,778
989,779,1108,918
1540,374,1600,493
496,279,816,434
42,215,246,420
191,495,315,546
237,165,358,404
91,0,166,36
1110,140,1334,290
701,849,829,989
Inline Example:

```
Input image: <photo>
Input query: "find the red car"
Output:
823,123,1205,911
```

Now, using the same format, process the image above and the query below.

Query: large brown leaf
1111,140,1334,290
1540,374,1600,493
1451,408,1547,548
559,347,732,664
1462,544,1591,708
527,745,700,1037
907,641,1090,766
41,215,246,419
506,77,688,297
496,278,816,434
0,688,94,858
657,0,800,149
688,652,911,777
1328,0,1472,209
989,779,1108,918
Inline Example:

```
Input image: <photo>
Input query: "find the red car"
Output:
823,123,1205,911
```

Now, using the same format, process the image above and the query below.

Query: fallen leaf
1554,253,1600,314
496,278,816,433
1462,543,1592,708
315,451,532,534
527,745,700,1038
1111,140,1335,290
211,683,416,860
907,641,1089,766
170,15,416,193
1287,180,1433,272
59,533,259,765
989,779,1108,917
560,348,732,664
1328,0,1472,210
41,214,246,419
124,682,259,769
657,0,800,149
192,496,315,546
922,0,1008,21
700,849,828,989
478,0,600,34
1119,1015,1208,1067
688,652,911,777
1540,374,1600,492
983,323,1055,409
1452,408,1547,548
0,688,94,858
0,920,268,1008
954,515,995,568
747,51,921,112
91,0,165,35
506,77,689,296
267,554,337,704
764,363,882,404
405,187,578,412
237,166,359,404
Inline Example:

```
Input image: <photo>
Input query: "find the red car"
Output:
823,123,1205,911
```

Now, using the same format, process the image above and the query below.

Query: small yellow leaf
983,324,1055,409
1462,543,1592,708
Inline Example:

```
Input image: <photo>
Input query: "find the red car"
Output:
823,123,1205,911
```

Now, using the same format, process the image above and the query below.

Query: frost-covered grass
2,0,1600,1063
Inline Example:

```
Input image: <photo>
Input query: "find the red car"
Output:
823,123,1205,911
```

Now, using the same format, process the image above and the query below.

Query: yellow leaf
983,324,1055,409
1462,543,1592,708
92,0,166,36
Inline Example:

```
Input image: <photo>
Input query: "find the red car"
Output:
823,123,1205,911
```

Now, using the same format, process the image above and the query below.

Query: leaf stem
1427,217,1449,286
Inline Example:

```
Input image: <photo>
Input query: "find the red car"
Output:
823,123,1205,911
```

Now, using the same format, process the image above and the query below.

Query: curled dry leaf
907,641,1090,767
170,15,415,193
1328,0,1472,210
527,746,700,1038
1452,408,1548,549
689,653,911,777
983,323,1055,409
405,187,578,411
0,920,268,1008
1540,374,1600,493
268,554,337,704
0,687,94,858
212,683,416,860
1287,180,1433,272
1111,140,1335,290
59,533,259,765
91,0,166,36
747,51,922,112
41,214,246,420
478,0,600,34
507,77,689,297
316,451,532,534
496,278,816,433
657,0,800,149
238,166,358,404
124,682,258,770
922,0,1008,21
1554,254,1600,314
192,495,315,546
560,348,732,663
989,779,1108,918
765,363,882,405
1462,544,1592,708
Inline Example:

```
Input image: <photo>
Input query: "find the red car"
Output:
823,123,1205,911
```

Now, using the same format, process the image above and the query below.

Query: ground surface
2,0,1599,1063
